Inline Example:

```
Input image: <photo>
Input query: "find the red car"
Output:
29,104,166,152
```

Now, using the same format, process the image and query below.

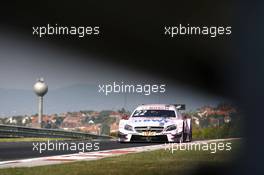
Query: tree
101,124,110,135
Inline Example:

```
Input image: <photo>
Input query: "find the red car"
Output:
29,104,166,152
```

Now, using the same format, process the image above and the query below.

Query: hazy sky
0,34,130,90
0,32,228,116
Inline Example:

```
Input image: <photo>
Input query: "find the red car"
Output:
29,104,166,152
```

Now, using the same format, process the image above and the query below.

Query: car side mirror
121,114,129,120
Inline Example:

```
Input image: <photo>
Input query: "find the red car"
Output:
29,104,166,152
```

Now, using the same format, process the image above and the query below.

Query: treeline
192,113,244,139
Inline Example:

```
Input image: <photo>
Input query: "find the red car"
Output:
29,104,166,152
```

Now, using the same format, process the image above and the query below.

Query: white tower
33,78,48,128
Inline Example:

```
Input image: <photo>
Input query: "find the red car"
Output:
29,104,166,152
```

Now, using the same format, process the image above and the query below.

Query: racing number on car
133,110,147,116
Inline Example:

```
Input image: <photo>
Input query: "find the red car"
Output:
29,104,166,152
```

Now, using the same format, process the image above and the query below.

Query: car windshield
132,110,176,117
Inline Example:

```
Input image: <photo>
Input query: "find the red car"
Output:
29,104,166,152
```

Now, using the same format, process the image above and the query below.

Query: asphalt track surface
0,140,160,161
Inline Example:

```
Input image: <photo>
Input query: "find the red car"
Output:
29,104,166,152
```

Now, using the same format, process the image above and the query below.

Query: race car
118,104,192,142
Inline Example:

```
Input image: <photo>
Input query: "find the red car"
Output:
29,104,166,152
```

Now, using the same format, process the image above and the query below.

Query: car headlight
124,124,133,131
166,125,177,131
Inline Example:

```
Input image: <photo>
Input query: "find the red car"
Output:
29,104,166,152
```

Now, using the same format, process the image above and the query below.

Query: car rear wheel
188,122,192,142
184,119,192,142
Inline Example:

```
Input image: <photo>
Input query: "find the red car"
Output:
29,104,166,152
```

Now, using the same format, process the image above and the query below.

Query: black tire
189,121,192,142
119,140,129,143
175,133,183,143
186,120,192,142
183,120,188,142
175,121,185,143
183,133,188,142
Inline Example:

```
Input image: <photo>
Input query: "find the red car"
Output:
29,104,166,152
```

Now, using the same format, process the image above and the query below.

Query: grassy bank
0,140,241,175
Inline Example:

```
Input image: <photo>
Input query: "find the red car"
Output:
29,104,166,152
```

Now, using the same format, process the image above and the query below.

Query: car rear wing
174,104,186,110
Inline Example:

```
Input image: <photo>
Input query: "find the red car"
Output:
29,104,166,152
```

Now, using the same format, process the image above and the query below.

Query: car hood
128,117,177,127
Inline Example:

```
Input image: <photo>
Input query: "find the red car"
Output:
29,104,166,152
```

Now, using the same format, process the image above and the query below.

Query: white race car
118,104,192,142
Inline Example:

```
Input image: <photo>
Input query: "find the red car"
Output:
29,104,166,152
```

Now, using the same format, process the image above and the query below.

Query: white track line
0,138,240,169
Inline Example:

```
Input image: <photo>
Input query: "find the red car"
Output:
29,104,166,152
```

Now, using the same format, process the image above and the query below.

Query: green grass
0,138,67,142
0,140,241,175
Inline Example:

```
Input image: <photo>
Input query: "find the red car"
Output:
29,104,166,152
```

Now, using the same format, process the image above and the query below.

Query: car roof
135,104,177,111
